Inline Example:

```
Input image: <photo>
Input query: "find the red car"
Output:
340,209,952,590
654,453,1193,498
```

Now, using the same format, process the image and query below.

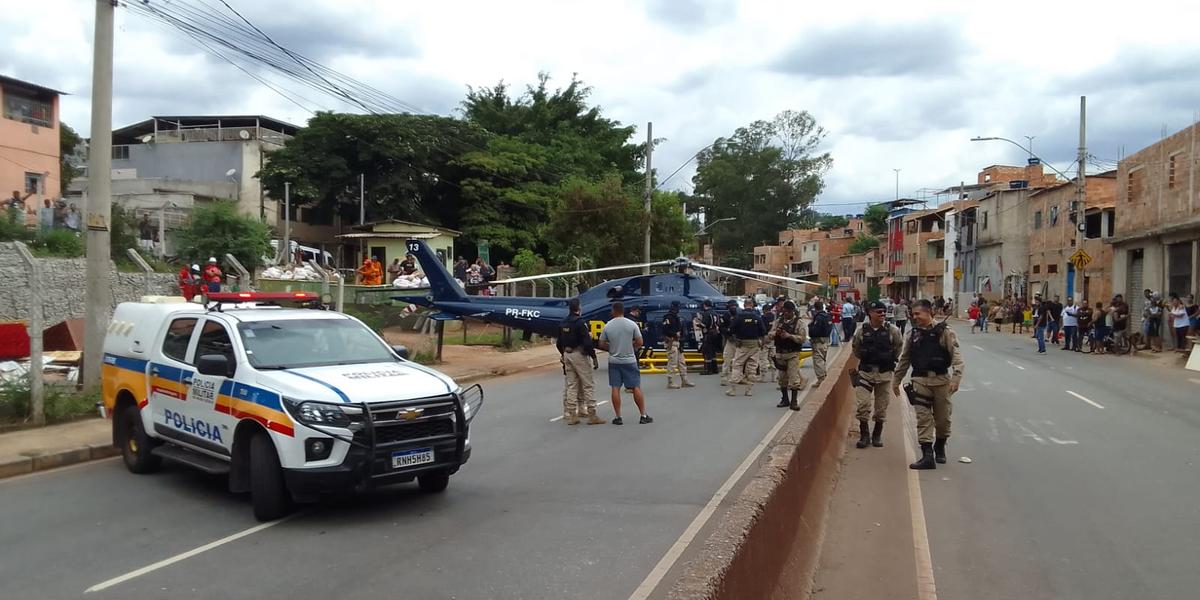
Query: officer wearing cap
693,299,721,375
726,298,767,397
769,300,807,410
719,299,739,385
662,301,694,389
850,300,904,448
556,298,604,425
892,299,965,469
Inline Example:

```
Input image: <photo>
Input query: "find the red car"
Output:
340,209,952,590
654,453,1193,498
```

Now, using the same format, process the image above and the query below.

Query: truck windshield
237,319,396,369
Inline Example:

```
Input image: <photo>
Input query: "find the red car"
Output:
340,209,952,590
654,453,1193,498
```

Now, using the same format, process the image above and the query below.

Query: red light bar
207,292,319,302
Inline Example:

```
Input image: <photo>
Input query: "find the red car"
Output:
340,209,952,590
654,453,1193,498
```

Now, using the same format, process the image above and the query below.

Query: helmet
207,257,217,263
190,264,200,272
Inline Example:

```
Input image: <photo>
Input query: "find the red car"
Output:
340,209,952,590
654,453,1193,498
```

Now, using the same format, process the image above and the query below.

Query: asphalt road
922,328,1200,600
0,357,823,600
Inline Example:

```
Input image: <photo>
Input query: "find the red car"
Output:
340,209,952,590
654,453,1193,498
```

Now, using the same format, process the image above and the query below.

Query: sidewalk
0,344,563,480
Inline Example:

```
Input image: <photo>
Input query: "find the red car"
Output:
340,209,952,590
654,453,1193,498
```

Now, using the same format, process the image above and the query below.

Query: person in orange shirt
358,256,383,285
371,258,384,285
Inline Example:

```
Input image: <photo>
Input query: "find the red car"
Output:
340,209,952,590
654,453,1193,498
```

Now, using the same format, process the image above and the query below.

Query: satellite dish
225,168,237,177
238,130,250,140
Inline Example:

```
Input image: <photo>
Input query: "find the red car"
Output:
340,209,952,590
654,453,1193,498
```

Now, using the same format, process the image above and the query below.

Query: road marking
1067,390,1104,409
627,392,802,599
971,345,984,351
549,400,609,422
1189,378,1200,385
902,396,939,600
1005,360,1026,371
1030,420,1079,445
1006,417,1046,444
85,512,303,593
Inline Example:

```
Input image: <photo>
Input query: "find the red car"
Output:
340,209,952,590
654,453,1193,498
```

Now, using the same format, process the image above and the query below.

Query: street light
694,216,736,237
970,136,1071,180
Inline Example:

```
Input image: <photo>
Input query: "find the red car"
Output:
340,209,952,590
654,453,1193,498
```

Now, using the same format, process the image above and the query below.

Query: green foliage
545,179,692,268
848,233,881,254
816,214,849,230
29,229,83,257
60,123,84,195
174,201,271,269
512,248,547,276
0,208,27,242
691,110,832,265
0,380,100,425
863,203,890,235
110,204,139,260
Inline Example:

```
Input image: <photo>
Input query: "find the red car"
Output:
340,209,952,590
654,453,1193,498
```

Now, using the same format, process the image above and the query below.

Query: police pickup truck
101,292,483,521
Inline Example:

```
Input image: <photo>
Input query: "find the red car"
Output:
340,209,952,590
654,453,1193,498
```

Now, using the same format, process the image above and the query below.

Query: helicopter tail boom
403,239,469,303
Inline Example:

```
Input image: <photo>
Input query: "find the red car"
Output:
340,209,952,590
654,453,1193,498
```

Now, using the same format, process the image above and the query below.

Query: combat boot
725,386,736,397
743,385,754,397
682,379,695,388
667,379,681,390
909,443,936,470
776,389,790,408
872,422,884,447
565,414,580,425
789,389,800,411
934,437,948,464
855,420,871,448
586,411,605,425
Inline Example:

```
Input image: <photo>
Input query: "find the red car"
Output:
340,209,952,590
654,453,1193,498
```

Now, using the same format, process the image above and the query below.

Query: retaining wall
668,349,856,599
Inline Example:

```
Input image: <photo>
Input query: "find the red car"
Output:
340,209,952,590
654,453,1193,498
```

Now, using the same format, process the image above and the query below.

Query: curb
452,357,562,384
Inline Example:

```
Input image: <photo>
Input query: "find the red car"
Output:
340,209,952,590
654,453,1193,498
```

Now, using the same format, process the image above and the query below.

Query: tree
174,201,271,269
59,123,83,195
690,110,832,264
816,214,849,230
863,203,890,235
848,233,881,254
545,178,691,268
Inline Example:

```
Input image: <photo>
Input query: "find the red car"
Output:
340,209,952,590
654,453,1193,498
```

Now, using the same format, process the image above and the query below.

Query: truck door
182,317,239,457
150,317,200,448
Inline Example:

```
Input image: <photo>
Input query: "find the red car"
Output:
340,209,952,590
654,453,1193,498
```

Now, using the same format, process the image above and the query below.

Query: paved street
923,328,1200,599
0,360,822,600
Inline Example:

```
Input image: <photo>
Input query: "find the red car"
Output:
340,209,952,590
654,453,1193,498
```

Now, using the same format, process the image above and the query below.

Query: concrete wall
0,242,177,325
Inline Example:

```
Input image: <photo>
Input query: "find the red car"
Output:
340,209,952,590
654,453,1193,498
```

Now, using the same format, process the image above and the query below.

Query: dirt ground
380,324,550,372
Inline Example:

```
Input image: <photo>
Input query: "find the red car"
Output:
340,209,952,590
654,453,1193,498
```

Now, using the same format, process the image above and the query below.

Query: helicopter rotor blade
489,260,676,286
689,261,822,287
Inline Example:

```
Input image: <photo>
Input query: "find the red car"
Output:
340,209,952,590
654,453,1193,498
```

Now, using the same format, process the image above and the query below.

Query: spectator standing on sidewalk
1034,295,1051,353
1061,297,1080,351
1169,294,1189,352
1046,295,1063,345
1075,302,1093,353
968,302,981,333
841,297,858,341
894,298,910,334
1144,292,1164,352
1187,294,1200,336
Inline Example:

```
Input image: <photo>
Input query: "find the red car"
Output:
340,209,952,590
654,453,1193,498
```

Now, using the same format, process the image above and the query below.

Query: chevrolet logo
397,408,424,421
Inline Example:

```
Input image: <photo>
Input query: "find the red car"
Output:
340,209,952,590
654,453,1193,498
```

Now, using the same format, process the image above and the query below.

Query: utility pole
1073,96,1087,301
83,0,115,392
283,181,291,265
893,168,901,200
359,173,365,225
643,122,653,275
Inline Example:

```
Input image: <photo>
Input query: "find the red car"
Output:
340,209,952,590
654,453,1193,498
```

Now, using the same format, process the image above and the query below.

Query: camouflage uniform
892,320,965,466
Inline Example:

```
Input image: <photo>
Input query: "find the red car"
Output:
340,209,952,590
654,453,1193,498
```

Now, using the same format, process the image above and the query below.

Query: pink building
1,75,62,212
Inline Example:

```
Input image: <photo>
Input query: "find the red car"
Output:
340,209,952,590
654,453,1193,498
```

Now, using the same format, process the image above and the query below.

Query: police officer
719,299,739,385
556,298,604,425
726,298,767,397
662,301,694,389
807,301,833,385
892,299,965,469
694,300,721,375
850,300,904,449
769,300,807,410
757,303,777,383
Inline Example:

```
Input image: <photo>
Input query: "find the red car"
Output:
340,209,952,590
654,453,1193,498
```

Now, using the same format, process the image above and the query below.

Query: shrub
30,228,84,257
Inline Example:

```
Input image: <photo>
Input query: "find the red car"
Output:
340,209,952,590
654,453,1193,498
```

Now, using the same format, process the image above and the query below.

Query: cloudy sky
5,0,1199,212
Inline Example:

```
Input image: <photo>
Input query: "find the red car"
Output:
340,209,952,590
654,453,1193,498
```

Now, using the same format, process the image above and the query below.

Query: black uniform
555,314,595,357
733,310,767,340
661,311,684,340
697,308,721,374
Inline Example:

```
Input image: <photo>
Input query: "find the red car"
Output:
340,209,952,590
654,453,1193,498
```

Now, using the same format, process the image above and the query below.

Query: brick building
1,75,62,217
1026,172,1117,303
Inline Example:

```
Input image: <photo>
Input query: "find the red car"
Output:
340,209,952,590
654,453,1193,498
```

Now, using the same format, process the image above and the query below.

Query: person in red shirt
202,257,223,293
968,302,981,333
177,263,200,301
830,299,842,345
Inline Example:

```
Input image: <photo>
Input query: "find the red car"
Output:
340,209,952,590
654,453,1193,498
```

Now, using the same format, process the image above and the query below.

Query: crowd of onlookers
5,190,82,232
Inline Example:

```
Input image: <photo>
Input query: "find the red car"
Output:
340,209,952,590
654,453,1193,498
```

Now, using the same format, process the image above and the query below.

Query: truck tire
118,404,160,474
417,470,450,493
250,433,292,521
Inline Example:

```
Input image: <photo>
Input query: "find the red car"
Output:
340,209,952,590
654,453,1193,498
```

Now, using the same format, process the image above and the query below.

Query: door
1066,264,1075,300
1129,251,1144,328
150,317,200,447
370,245,386,264
182,318,239,457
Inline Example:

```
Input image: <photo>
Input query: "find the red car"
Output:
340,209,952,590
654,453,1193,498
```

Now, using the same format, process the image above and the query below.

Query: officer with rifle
850,300,904,449
891,299,965,469
694,299,721,375
556,298,604,425
662,301,695,389
726,298,767,397
769,300,807,410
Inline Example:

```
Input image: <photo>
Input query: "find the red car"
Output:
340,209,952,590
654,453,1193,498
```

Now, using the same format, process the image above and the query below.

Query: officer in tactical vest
807,301,833,385
850,300,904,448
556,298,604,425
892,299,965,469
726,298,767,397
719,299,739,385
662,301,695,389
769,300,807,410
757,303,777,383
694,300,721,375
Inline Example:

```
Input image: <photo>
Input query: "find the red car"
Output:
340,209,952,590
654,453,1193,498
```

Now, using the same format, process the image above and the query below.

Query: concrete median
668,347,855,599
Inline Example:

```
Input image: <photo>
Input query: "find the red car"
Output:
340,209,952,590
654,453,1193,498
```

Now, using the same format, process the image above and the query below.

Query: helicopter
395,239,822,361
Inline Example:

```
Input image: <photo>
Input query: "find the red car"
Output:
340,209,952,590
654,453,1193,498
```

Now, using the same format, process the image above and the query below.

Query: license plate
391,447,434,469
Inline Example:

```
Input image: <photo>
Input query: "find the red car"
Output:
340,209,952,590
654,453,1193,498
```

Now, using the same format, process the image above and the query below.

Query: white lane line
85,512,303,593
1005,360,1026,371
627,394,800,599
1066,390,1105,409
971,345,985,351
549,400,609,422
902,395,939,600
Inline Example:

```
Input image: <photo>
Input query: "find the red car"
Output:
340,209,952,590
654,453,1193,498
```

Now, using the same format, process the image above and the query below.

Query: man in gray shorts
599,301,653,425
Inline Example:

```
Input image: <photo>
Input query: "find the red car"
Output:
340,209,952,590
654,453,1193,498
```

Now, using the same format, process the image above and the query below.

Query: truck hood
253,360,458,405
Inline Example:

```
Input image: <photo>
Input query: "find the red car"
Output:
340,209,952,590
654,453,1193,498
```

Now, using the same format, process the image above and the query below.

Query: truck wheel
417,471,450,493
250,433,292,521
118,404,160,474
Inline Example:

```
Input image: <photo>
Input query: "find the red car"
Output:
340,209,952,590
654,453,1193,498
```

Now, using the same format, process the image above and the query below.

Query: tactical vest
774,317,803,353
909,323,950,374
857,325,896,371
734,311,764,340
719,311,737,336
557,315,587,349
808,311,832,338
662,312,682,337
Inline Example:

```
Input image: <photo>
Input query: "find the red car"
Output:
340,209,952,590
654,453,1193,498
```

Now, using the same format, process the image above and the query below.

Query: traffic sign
953,267,963,281
1069,249,1092,270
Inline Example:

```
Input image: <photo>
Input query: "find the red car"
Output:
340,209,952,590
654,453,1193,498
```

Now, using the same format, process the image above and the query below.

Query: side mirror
392,345,410,360
197,354,234,378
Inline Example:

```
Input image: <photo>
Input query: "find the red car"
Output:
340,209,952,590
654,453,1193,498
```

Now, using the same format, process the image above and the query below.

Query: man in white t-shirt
599,302,652,425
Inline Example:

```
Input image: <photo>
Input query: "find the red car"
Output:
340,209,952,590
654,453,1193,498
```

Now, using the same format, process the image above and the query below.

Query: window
1085,212,1102,239
1169,154,1178,189
23,172,42,195
982,211,989,230
2,88,53,127
1049,205,1059,226
1048,264,1058,274
1033,211,1042,229
1167,242,1193,296
194,320,236,364
1033,265,1041,274
161,318,198,363
1127,167,1144,201
112,145,130,160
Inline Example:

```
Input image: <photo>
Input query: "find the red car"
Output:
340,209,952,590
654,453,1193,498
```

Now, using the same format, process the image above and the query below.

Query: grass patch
0,379,100,426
